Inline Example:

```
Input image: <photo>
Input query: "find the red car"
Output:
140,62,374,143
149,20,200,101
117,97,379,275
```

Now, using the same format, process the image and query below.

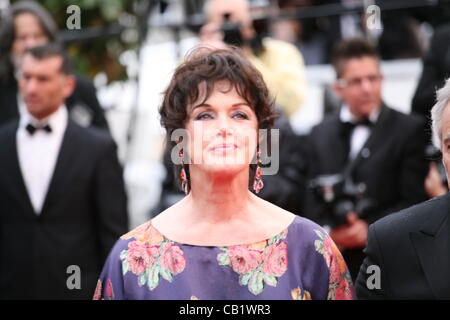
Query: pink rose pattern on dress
227,245,263,274
217,230,288,295
314,230,355,300
92,279,114,300
119,222,186,291
93,280,102,300
126,241,159,275
159,241,186,275
106,279,115,299
262,242,288,276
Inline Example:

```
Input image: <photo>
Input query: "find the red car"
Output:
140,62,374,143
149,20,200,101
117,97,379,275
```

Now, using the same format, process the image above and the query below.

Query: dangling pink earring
253,149,264,194
179,149,189,195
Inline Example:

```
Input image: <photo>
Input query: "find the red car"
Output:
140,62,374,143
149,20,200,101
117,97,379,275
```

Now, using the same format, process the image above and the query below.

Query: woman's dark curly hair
159,46,277,192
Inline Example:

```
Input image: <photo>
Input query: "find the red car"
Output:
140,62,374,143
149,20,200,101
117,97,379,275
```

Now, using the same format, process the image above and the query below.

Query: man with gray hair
356,78,450,299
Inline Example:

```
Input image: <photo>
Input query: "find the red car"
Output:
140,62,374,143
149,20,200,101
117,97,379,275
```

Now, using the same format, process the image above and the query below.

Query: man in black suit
356,78,450,299
306,38,429,279
0,45,128,299
0,1,109,130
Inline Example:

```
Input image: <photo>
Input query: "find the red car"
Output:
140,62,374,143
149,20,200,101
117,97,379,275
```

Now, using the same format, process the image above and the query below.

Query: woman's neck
185,167,255,224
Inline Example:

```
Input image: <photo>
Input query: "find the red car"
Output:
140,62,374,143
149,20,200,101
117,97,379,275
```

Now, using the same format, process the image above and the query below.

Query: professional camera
309,174,375,227
220,12,265,54
221,13,244,47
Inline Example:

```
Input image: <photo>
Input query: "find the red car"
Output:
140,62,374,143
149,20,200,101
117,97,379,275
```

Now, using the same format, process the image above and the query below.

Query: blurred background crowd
1,0,450,299
1,0,446,226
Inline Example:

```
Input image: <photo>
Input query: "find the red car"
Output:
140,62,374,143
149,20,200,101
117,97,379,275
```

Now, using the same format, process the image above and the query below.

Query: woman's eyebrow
193,102,251,109
192,103,210,110
231,103,251,107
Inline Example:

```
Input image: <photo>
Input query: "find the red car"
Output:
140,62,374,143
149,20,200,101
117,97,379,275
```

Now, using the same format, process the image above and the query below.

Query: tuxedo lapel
1,122,36,216
40,121,78,215
410,197,450,299
332,115,351,167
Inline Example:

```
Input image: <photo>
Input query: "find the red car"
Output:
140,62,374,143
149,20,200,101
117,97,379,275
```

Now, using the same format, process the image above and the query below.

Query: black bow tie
26,123,52,135
353,118,373,127
339,118,373,137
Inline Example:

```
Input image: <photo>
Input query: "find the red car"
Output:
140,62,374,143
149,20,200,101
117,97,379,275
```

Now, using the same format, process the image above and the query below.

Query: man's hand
329,212,368,249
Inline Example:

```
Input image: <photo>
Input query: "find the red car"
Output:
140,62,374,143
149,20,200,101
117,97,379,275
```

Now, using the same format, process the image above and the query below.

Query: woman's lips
211,144,238,152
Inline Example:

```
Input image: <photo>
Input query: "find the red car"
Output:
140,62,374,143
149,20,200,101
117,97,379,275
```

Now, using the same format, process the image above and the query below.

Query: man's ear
62,74,76,99
332,81,344,100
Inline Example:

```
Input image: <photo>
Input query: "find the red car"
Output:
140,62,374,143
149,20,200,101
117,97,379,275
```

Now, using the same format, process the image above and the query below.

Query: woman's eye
233,112,249,120
194,112,213,120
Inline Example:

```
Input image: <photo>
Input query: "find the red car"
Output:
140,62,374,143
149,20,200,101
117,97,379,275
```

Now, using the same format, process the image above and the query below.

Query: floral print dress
93,216,354,300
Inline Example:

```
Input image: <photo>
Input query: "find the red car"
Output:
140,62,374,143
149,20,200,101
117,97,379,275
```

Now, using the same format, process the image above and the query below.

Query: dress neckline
146,215,298,248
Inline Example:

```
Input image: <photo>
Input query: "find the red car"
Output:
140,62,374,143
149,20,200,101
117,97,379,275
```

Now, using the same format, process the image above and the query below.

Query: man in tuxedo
0,44,128,299
0,0,109,130
356,78,450,299
306,38,429,279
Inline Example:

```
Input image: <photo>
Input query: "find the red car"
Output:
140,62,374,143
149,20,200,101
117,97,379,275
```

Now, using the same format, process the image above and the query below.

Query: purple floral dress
93,216,354,300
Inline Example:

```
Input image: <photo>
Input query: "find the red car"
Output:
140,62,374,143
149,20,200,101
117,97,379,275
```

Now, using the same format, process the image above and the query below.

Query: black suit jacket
412,23,450,138
0,119,128,299
356,193,450,299
306,104,429,277
0,74,109,130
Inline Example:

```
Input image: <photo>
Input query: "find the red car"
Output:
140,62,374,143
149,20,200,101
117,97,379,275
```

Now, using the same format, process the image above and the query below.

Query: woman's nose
216,116,234,137
218,126,231,138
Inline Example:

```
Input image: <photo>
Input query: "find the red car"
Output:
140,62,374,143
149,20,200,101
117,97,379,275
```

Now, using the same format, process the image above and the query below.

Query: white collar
20,105,68,134
340,104,381,124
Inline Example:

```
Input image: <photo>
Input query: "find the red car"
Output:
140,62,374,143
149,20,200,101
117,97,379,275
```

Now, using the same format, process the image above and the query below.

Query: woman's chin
199,161,249,177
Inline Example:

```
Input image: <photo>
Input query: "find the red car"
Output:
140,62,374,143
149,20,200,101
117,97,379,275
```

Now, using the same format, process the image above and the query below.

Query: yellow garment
247,38,306,117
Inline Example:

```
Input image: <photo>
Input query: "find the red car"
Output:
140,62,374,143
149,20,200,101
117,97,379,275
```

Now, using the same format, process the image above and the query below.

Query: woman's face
184,80,259,176
11,13,49,67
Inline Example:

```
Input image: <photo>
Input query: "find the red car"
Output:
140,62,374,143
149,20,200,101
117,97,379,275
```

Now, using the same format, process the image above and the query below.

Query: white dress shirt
340,105,381,160
17,106,68,214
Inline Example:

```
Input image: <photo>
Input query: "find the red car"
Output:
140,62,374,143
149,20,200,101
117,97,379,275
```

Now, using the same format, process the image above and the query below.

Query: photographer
199,0,307,118
306,38,429,279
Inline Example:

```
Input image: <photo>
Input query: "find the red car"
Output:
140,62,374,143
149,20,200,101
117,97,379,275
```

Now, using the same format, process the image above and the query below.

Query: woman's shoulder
259,198,329,245
103,220,171,271
105,220,163,254
119,220,164,244
286,215,331,246
103,221,156,259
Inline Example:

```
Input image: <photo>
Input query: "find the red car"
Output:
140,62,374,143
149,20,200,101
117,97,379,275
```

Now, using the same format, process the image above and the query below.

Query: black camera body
219,12,265,56
221,13,244,47
309,174,375,227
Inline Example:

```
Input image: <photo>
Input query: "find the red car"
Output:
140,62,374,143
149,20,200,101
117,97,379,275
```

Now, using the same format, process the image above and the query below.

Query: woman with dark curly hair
94,47,354,300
